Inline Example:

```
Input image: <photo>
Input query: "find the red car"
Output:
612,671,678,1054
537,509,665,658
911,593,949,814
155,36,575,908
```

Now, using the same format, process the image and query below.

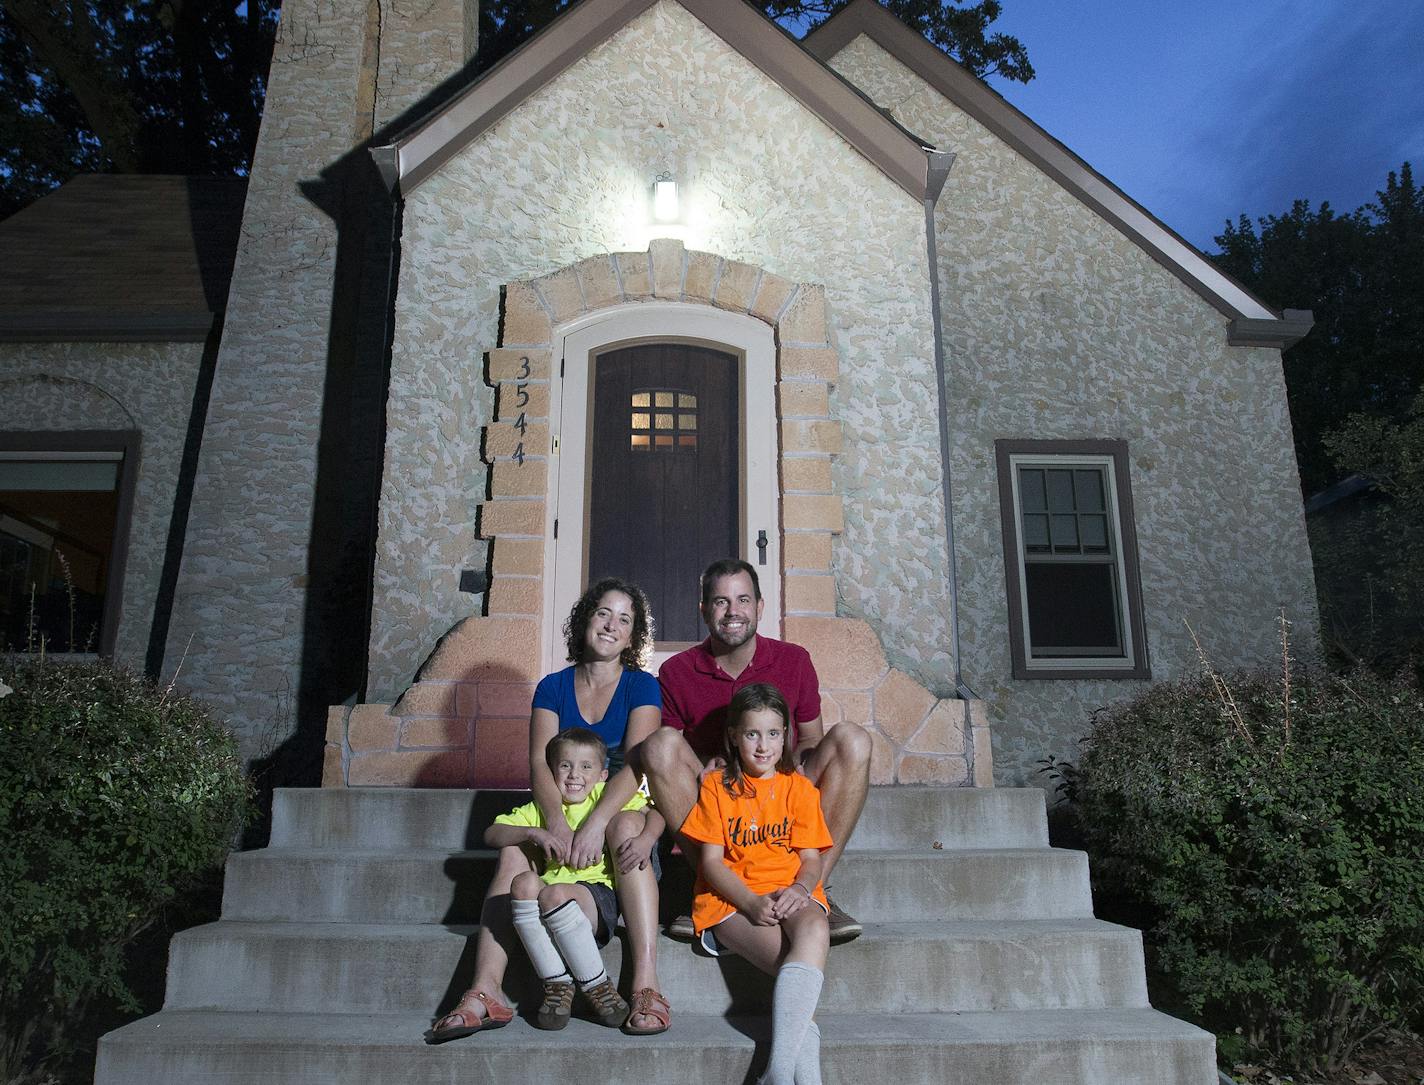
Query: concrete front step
269,785,1052,851
165,918,1148,1015
96,1007,1218,1085
221,847,1093,924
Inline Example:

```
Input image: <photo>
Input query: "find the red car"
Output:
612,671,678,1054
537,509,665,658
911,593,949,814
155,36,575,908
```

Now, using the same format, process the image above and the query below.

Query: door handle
756,530,768,565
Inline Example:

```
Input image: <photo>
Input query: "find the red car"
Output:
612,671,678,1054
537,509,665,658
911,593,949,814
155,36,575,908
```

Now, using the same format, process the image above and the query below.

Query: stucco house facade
1,0,1317,790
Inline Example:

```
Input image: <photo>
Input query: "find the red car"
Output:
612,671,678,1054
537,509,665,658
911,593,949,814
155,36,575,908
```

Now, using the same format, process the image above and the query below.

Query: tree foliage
0,0,279,219
477,0,1031,81
1212,163,1424,494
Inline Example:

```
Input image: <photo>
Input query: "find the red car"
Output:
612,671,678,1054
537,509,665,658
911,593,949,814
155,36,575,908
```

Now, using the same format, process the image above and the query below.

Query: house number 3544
511,356,531,465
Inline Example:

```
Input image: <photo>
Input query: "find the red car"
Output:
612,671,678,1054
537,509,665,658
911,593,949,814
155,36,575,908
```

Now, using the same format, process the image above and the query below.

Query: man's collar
692,634,765,676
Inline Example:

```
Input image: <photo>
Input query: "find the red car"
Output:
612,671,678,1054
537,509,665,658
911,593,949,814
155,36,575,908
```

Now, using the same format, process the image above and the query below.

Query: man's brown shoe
826,894,863,943
667,913,695,940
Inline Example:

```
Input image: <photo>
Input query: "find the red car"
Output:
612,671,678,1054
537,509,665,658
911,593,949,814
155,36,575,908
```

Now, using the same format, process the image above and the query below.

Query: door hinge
554,518,559,539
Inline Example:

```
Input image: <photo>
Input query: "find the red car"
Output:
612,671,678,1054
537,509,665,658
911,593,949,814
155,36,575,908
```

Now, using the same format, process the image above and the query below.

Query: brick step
221,846,1093,924
165,918,1147,1015
96,1007,1217,1085
268,785,1051,851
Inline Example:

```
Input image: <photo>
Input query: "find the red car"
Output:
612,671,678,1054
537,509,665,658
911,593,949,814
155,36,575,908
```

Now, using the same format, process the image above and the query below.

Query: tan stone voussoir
649,238,686,298
534,266,584,324
576,254,622,310
714,260,760,312
750,273,795,323
683,250,721,303
778,284,829,344
614,252,653,299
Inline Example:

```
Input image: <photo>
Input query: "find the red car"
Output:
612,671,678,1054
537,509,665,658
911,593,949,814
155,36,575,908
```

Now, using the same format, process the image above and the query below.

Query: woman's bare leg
607,809,663,1029
464,844,536,1017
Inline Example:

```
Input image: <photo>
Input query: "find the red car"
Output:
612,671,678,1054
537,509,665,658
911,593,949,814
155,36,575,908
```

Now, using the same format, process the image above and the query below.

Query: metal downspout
923,149,978,701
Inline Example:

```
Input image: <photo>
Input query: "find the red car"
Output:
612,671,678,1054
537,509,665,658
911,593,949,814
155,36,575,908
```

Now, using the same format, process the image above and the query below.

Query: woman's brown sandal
535,979,575,1030
580,978,629,1028
425,989,514,1044
622,987,671,1035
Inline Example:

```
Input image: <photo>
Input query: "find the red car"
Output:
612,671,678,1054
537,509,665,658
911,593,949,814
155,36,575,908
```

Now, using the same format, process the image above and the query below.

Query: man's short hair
699,558,761,605
544,727,609,772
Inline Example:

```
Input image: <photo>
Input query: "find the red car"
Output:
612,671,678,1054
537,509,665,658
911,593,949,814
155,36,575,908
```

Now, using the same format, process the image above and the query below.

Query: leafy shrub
1074,645,1424,1073
0,658,251,1083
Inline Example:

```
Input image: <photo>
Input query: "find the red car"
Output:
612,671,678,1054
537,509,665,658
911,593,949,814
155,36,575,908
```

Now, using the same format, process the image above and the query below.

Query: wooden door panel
589,344,738,643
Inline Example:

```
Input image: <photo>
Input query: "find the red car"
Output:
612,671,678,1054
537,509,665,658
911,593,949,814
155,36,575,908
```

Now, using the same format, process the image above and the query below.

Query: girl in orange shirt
680,683,833,1085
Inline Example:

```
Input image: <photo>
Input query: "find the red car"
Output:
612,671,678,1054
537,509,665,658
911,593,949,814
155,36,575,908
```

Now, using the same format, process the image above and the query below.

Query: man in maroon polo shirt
636,558,871,943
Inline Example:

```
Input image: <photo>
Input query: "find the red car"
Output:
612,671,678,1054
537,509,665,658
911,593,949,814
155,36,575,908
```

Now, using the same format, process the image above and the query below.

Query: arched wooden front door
587,343,739,643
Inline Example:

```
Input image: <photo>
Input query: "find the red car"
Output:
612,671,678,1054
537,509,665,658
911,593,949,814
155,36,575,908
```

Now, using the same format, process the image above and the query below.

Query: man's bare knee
641,728,693,776
606,809,643,844
828,720,872,765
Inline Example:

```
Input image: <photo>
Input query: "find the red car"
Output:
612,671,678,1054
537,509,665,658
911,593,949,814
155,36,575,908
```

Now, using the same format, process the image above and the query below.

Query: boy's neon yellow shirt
493,782,648,888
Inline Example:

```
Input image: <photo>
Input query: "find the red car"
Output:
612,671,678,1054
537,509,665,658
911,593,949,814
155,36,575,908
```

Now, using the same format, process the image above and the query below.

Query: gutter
921,148,977,701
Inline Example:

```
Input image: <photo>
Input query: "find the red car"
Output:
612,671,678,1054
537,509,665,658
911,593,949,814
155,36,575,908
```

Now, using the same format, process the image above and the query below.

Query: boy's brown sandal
580,977,630,1028
535,979,575,1030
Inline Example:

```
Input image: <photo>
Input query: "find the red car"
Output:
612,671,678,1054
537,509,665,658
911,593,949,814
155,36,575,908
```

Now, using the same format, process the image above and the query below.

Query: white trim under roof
371,0,939,202
805,0,1306,338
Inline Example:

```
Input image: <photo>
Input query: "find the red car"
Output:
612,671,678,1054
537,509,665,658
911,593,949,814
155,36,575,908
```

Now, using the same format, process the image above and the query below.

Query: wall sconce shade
653,176,679,222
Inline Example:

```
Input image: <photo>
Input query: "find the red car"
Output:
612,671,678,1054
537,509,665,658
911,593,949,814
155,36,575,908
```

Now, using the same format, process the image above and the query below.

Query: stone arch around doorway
323,239,991,790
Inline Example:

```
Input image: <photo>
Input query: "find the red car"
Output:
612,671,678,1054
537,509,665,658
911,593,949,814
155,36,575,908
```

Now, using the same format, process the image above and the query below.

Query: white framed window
995,439,1149,680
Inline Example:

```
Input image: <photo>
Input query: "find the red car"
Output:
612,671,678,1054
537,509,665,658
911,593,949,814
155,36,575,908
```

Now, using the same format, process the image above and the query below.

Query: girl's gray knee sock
794,1020,822,1085
762,962,823,1085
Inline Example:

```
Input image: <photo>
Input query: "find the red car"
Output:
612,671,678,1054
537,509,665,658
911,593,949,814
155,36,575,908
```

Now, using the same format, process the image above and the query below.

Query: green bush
0,658,251,1083
1074,651,1424,1073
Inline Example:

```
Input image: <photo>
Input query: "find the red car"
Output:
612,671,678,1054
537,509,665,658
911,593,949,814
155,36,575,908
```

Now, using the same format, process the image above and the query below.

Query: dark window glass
1024,563,1123,657
0,457,122,653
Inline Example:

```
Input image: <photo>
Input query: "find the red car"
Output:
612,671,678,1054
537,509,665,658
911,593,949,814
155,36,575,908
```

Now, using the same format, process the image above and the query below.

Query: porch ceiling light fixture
652,172,680,223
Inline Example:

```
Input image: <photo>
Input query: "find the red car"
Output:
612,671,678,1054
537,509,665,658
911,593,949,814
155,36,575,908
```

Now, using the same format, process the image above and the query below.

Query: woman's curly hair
562,577,655,669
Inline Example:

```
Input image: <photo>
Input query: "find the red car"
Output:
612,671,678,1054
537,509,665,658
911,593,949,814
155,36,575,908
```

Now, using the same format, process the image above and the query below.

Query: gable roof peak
374,0,941,202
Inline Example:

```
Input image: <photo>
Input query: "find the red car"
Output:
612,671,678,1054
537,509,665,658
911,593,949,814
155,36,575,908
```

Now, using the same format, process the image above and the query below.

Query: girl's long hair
720,683,796,798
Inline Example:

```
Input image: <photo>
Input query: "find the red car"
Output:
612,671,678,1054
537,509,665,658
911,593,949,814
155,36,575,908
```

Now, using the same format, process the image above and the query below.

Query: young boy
489,727,665,1030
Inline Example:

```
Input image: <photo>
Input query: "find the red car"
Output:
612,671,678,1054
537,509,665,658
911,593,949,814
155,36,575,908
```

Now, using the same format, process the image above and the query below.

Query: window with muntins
629,389,698,452
995,440,1149,680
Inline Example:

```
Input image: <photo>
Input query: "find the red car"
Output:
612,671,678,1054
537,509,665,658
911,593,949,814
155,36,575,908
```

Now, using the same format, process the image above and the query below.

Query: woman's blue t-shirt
532,666,661,773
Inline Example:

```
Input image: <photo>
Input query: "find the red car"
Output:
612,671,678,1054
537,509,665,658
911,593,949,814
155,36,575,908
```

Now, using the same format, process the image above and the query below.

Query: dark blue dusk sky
985,0,1424,253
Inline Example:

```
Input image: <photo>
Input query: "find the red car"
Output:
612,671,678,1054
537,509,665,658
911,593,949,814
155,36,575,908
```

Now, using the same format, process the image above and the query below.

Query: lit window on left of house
0,451,125,654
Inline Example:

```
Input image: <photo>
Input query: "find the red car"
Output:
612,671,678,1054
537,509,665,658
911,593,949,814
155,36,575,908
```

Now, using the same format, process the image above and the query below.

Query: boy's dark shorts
583,881,618,947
